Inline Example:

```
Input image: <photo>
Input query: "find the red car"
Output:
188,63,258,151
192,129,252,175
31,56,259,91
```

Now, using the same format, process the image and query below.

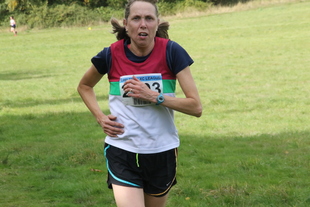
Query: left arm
123,67,202,117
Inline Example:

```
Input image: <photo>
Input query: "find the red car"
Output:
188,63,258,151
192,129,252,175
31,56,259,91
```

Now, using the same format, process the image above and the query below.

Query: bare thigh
112,184,145,207
112,184,169,207
144,193,168,207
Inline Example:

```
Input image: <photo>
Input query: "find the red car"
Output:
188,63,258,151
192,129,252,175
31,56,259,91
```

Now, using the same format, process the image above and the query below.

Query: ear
156,19,160,31
123,19,128,31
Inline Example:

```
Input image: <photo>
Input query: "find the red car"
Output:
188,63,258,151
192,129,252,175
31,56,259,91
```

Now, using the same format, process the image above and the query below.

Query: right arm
77,65,124,137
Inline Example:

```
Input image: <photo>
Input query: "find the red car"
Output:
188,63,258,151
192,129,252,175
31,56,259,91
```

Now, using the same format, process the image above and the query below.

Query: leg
112,184,145,207
11,27,16,36
144,193,168,207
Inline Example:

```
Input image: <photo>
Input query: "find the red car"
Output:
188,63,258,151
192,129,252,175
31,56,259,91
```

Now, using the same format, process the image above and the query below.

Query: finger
125,76,140,85
104,126,124,136
123,83,134,91
107,115,124,128
104,130,119,137
107,114,117,120
104,120,124,131
104,129,118,137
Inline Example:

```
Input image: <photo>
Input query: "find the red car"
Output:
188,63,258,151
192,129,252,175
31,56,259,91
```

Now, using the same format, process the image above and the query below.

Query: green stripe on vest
110,79,176,95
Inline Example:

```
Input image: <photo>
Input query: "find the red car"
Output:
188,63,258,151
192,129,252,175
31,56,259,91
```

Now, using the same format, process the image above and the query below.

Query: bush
18,3,101,28
107,0,127,9
0,0,213,29
95,6,124,22
158,2,177,16
158,0,212,16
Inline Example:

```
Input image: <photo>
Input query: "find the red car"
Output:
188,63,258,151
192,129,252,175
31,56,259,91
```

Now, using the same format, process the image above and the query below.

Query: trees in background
0,0,240,28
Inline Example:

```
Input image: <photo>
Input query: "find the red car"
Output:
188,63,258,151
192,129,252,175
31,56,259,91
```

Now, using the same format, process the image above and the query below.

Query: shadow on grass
1,110,309,159
0,111,114,206
0,111,309,206
214,0,252,6
176,131,310,206
0,71,56,81
0,94,109,108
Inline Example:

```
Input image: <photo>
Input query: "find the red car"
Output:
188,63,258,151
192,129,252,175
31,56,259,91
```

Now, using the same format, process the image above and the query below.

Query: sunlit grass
1,0,310,206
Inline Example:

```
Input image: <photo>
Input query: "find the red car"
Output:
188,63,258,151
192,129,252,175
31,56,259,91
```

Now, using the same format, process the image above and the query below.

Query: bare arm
165,67,202,117
77,65,124,137
123,67,202,117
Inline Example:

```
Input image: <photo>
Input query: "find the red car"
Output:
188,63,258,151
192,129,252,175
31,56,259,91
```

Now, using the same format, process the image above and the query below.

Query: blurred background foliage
0,0,246,28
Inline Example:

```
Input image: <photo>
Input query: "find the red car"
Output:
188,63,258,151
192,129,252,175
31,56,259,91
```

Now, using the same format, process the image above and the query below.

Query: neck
129,40,155,57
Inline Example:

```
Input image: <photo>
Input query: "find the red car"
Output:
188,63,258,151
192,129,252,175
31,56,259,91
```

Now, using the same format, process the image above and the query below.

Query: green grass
1,1,310,206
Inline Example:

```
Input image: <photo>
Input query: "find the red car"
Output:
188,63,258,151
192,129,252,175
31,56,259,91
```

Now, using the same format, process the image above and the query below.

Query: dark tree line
0,0,245,28
1,0,226,12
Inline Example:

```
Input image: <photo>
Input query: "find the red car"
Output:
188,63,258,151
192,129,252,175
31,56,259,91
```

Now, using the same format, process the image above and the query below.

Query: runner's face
124,1,159,48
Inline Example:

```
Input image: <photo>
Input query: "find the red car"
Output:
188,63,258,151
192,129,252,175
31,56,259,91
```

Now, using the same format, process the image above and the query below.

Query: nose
140,18,147,29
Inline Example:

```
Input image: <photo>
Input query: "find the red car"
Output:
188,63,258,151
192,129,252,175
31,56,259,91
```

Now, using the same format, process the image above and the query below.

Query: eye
146,16,154,20
132,16,140,20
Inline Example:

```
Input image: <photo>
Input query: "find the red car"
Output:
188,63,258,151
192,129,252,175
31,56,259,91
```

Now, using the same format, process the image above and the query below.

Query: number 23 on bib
119,73,163,106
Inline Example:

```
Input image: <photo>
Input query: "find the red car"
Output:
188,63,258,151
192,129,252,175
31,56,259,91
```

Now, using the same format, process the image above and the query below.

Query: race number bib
119,73,163,106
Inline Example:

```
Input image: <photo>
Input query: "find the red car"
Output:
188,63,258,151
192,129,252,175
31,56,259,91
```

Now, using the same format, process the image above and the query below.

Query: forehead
129,1,157,16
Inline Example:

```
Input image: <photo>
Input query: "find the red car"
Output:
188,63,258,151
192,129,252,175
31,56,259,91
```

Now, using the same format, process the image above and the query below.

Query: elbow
194,105,203,117
190,103,202,117
77,85,82,95
188,100,203,117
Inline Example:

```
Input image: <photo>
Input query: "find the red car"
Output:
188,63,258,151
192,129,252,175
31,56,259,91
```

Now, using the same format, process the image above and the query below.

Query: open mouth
138,32,148,37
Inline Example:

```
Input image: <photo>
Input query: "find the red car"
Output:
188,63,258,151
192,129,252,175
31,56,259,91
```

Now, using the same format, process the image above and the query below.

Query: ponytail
111,18,169,40
111,18,129,41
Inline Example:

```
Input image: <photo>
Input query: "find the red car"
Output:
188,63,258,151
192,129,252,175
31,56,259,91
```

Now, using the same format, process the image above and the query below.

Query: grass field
1,0,310,206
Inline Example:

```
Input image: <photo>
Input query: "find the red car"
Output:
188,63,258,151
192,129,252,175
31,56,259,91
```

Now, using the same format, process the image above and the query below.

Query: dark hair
125,0,159,19
111,0,169,40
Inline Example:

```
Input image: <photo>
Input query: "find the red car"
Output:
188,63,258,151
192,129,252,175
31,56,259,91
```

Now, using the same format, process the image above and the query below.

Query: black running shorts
104,143,178,197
